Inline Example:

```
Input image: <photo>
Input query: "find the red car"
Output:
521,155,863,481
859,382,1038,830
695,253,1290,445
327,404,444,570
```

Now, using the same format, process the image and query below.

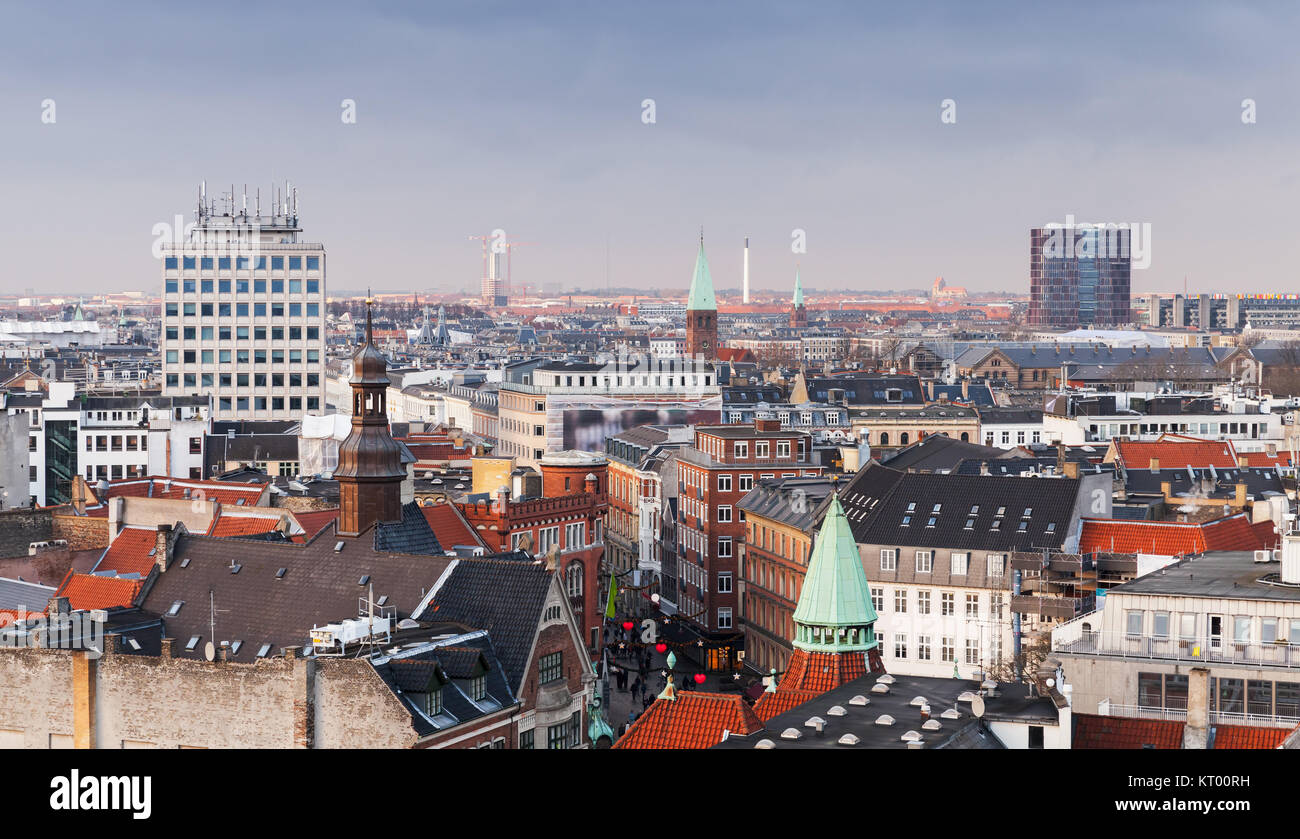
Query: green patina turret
792,269,804,308
790,491,879,654
686,238,717,311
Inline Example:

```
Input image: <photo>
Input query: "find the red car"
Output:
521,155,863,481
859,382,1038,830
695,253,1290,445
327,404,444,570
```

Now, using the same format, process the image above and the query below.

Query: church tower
753,489,885,720
335,297,406,536
684,235,717,360
790,268,807,328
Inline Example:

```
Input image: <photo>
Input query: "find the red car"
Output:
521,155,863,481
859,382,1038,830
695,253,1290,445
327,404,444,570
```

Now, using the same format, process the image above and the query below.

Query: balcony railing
1104,703,1300,730
1012,594,1096,621
1056,629,1300,668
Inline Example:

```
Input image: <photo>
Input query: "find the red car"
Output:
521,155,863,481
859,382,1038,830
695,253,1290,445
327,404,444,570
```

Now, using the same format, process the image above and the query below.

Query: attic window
1046,522,1056,533
179,558,190,568
1022,508,1033,518
1017,521,1028,532
230,641,243,655
230,563,242,574
256,643,272,658
275,568,287,579
127,638,141,650
931,504,942,513
167,600,184,616
148,548,157,557
906,502,916,512
964,519,975,529
990,520,1001,531
236,498,246,506
901,515,912,526
376,595,389,607
995,506,1006,517
358,575,371,586
970,505,979,515
185,636,201,651
926,517,937,528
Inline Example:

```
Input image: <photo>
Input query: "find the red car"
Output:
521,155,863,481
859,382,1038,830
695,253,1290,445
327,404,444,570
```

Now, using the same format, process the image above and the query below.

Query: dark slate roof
139,529,460,661
374,501,445,556
839,463,1082,552
415,555,553,691
713,672,1057,750
929,382,996,406
880,436,1008,473
952,458,1117,479
737,477,837,531
804,375,925,405
1123,466,1284,500
721,386,785,405
0,576,54,610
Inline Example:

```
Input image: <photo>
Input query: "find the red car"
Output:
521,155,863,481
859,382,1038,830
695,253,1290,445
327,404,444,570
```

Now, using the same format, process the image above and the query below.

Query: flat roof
1111,551,1300,603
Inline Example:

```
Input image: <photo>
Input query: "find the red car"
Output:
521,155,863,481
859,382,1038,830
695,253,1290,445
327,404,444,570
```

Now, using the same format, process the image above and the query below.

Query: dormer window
995,506,1006,518
1022,508,1033,518
470,675,486,702
426,688,443,716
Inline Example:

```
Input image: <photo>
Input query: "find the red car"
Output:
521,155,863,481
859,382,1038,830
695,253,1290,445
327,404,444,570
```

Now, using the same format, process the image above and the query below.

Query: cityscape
0,0,1294,817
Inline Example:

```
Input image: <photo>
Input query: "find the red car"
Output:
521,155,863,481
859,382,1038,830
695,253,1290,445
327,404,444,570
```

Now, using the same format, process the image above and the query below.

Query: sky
1,1,1297,298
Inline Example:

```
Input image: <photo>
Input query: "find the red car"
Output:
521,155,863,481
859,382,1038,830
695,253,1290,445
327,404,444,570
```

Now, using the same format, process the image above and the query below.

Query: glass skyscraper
1028,226,1131,328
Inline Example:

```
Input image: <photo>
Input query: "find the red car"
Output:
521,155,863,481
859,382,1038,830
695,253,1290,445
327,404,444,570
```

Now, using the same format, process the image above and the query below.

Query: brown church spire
335,295,405,536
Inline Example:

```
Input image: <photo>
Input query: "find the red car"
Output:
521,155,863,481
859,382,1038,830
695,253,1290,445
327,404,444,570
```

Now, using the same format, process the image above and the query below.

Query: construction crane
503,241,536,304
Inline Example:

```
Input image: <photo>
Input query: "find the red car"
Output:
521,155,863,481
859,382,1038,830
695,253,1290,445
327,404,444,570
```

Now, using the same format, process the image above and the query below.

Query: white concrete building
160,183,326,421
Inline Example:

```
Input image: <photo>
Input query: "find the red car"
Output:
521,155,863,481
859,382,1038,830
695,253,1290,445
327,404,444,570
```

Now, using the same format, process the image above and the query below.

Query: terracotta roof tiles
613,691,764,749
1073,714,1184,749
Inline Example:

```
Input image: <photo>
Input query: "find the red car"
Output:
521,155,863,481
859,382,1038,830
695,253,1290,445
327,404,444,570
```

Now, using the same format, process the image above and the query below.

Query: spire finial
364,289,374,346
699,226,704,246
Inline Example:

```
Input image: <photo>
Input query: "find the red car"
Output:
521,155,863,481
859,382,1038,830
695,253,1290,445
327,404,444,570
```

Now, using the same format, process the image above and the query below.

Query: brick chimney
1148,457,1160,472
754,418,781,433
1063,461,1080,479
1182,667,1210,749
1235,482,1248,507
154,523,173,572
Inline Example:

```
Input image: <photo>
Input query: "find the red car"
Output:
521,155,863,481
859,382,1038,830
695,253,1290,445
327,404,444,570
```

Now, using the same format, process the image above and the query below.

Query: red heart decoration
655,642,668,654
694,673,706,685
622,621,634,631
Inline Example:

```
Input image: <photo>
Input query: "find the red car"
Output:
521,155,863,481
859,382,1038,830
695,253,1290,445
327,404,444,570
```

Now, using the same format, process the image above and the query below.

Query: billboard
561,407,721,452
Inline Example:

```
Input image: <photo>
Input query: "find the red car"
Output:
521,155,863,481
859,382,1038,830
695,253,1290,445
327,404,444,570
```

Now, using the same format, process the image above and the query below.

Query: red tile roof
1079,514,1266,556
1213,724,1290,749
1113,438,1238,471
291,509,338,542
613,691,765,749
776,649,868,694
420,504,482,550
56,571,144,611
97,528,160,577
752,688,819,722
1073,714,1184,749
207,514,283,538
101,477,268,506
1239,450,1294,468
1252,519,1281,551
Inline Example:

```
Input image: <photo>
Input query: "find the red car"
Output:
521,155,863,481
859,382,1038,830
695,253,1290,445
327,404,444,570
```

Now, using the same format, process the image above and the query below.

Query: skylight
256,643,272,658
185,636,201,651
167,600,184,616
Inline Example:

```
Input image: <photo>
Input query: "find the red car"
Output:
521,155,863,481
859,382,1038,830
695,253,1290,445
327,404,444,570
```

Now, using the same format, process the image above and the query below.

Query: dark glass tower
1028,226,1132,328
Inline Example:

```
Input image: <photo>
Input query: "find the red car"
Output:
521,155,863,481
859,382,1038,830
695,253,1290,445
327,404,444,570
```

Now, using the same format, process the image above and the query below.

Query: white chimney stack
742,236,750,304
1282,518,1300,585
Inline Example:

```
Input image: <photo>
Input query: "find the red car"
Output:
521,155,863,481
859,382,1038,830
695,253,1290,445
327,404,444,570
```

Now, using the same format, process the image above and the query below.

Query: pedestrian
628,710,635,727
640,680,648,700
631,676,641,696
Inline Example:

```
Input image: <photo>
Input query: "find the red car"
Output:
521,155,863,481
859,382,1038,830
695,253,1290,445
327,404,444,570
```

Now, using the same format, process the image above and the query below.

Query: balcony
1103,703,1300,730
1011,594,1095,621
1055,628,1300,669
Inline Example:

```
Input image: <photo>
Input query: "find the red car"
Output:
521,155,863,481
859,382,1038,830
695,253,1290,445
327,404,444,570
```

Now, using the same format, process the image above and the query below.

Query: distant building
1028,226,1131,328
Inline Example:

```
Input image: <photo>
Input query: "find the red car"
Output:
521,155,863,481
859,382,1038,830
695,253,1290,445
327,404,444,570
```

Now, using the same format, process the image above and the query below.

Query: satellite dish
971,695,985,718
203,641,215,662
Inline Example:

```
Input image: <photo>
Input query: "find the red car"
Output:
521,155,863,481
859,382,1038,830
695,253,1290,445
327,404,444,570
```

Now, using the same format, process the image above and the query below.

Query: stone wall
0,507,53,559
51,513,109,551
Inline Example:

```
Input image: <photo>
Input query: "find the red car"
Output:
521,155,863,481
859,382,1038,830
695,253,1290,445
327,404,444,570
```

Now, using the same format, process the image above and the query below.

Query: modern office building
1029,226,1131,328
160,183,327,421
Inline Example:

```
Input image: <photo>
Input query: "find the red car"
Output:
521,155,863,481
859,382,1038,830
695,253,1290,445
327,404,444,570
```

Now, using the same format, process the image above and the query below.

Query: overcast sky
1,1,1296,298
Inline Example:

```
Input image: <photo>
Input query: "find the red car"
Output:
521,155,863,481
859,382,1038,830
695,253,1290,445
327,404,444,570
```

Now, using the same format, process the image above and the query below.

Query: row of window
165,301,320,318
1125,610,1300,645
83,435,147,452
212,396,320,413
880,549,1006,578
890,634,997,664
873,587,1005,617
166,325,320,342
1138,671,1300,719
164,256,320,272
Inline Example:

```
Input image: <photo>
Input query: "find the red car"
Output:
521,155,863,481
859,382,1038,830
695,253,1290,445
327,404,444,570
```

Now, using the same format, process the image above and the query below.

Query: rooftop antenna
256,188,261,217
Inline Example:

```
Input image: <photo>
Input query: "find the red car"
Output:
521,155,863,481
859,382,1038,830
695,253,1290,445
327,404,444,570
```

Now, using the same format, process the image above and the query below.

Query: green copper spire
791,492,879,653
792,268,804,308
686,236,717,312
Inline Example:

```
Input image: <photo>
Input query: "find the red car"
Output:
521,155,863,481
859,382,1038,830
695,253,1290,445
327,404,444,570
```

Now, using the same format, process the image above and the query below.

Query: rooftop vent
837,733,861,746
875,714,895,726
754,739,776,750
827,705,847,717
779,727,803,740
848,694,870,706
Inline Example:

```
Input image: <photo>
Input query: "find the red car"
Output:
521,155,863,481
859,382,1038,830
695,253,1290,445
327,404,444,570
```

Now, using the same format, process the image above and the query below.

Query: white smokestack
743,236,750,304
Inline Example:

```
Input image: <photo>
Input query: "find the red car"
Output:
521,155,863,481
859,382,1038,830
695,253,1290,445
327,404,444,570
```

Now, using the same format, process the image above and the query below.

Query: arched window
566,562,584,598
879,432,889,446
960,432,969,442
900,432,910,445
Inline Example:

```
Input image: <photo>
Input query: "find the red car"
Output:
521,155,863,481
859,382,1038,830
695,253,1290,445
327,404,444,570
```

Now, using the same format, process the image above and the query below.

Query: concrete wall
0,411,29,509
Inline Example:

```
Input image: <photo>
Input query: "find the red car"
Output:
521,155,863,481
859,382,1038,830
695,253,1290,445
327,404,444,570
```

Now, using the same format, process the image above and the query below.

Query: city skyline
2,2,1299,299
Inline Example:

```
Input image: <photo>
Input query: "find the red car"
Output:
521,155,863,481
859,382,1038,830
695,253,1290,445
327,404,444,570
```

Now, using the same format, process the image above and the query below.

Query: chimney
1160,480,1172,500
1148,457,1160,472
154,523,173,571
1182,667,1210,749
217,641,230,663
1235,482,1247,507
1238,456,1248,469
961,378,969,400
1063,461,1080,479
160,638,174,659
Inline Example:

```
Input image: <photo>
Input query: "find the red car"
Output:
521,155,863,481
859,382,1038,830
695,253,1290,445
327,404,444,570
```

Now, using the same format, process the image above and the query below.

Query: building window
470,676,486,701
718,573,732,594
539,651,563,685
547,724,568,750
915,551,932,573
871,587,883,612
893,590,908,613
917,635,931,661
717,537,733,558
950,552,969,575
1126,610,1144,638
520,727,535,750
965,639,979,665
894,634,908,658
941,637,954,662
717,474,731,492
917,591,931,615
425,689,443,716
738,474,753,492
880,549,897,571
717,505,732,523
538,526,560,553
718,608,733,629
941,592,954,616
986,555,1005,577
